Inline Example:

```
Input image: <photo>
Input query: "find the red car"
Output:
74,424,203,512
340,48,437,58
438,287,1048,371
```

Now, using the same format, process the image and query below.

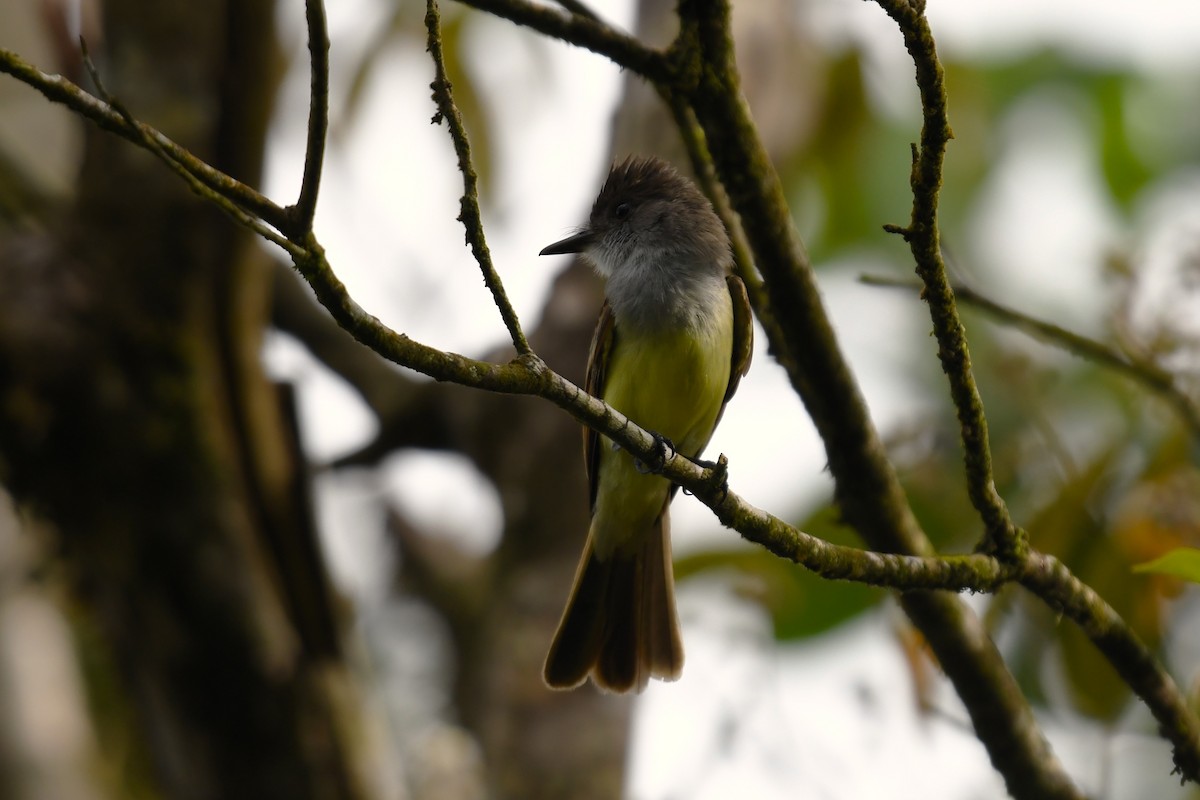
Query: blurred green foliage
1137,548,1200,584
675,503,883,641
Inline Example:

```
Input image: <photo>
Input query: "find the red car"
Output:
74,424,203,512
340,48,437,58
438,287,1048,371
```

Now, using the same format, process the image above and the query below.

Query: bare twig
293,0,330,232
862,274,1200,442
0,46,289,234
454,0,671,83
425,0,530,354
550,0,600,22
78,41,304,258
872,0,1019,559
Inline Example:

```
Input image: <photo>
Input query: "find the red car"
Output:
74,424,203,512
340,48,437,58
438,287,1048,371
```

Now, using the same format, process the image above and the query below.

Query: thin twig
453,0,671,84
79,41,303,258
664,92,796,400
551,0,600,22
0,46,290,234
665,94,761,297
294,0,330,232
862,274,1200,441
872,0,1019,559
425,0,530,354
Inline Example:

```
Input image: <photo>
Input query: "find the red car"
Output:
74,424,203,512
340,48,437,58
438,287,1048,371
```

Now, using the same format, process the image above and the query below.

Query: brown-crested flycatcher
539,156,753,692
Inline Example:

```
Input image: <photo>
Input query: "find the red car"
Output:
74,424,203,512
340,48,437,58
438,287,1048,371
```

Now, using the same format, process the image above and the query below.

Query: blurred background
1,0,1199,798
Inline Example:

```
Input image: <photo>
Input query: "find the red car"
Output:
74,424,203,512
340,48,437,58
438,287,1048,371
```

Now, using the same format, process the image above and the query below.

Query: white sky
260,1,1200,798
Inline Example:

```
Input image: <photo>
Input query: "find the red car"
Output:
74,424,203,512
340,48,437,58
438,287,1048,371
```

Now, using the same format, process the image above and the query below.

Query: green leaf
678,502,883,640
676,545,881,640
1133,548,1200,584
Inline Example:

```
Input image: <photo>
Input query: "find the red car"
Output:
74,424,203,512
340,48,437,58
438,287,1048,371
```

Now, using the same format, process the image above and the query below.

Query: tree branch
857,3,1200,780
426,0,530,354
453,0,672,84
873,0,1019,559
7,1,1198,792
78,42,304,258
0,45,290,235
1020,553,1200,782
285,238,1017,597
293,0,330,231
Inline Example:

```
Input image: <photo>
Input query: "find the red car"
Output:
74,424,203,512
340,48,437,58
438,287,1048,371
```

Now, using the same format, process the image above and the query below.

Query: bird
539,155,753,692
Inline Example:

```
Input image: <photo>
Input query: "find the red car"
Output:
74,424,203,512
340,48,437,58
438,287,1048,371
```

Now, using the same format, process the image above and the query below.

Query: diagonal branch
288,240,1021,597
78,42,303,258
1020,554,1200,782
278,233,1007,596
454,0,672,83
864,272,1200,776
862,3,1200,781
426,0,530,354
0,45,290,235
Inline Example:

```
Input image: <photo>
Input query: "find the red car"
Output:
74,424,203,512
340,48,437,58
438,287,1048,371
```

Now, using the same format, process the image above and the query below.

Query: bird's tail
542,511,683,693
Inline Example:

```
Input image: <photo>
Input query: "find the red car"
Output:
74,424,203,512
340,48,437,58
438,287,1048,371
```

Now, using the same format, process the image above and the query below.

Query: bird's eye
614,202,631,220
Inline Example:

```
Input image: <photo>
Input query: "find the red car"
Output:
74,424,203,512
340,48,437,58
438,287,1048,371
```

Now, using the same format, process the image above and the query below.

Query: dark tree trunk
0,3,364,798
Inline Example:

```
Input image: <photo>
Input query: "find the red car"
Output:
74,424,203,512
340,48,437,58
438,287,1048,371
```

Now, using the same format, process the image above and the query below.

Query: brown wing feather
724,274,754,403
583,302,617,512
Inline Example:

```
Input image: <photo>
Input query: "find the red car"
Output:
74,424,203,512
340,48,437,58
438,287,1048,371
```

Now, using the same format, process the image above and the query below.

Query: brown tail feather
543,512,683,693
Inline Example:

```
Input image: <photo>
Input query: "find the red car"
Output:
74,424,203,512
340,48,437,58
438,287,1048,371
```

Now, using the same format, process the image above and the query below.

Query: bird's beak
539,230,594,256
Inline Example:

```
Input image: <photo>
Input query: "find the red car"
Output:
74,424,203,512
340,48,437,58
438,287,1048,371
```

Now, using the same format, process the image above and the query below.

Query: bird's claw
634,432,676,475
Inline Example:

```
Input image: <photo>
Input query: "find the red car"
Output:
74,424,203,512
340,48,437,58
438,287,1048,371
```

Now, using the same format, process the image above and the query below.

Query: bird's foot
634,432,676,475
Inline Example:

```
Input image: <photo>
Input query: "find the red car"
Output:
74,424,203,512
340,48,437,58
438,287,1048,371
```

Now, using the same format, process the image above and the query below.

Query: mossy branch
865,0,1200,783
1020,554,1200,781
873,0,1020,560
664,2,1084,796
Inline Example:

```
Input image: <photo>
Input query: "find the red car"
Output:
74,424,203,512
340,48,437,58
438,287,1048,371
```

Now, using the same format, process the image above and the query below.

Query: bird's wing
583,301,616,513
722,273,754,408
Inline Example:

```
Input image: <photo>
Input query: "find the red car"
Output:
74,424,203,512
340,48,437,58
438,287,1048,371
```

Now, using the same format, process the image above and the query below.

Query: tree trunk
0,3,366,798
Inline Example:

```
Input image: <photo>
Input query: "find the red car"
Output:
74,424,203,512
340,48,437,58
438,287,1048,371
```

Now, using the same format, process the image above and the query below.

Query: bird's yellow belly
591,308,733,557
